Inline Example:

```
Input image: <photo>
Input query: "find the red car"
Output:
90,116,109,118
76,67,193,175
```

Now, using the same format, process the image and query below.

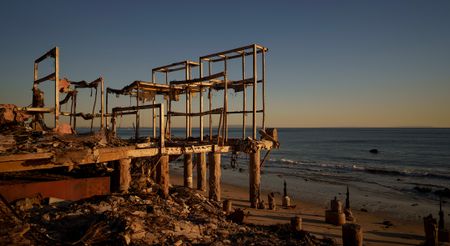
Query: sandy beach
170,166,426,246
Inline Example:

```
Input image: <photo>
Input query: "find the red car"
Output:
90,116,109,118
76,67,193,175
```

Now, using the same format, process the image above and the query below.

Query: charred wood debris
1,179,336,246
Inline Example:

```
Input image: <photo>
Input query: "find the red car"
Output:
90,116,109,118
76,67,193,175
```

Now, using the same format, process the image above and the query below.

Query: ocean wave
269,157,450,181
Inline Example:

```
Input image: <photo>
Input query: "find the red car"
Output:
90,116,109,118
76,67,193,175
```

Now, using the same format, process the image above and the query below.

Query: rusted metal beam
0,176,110,202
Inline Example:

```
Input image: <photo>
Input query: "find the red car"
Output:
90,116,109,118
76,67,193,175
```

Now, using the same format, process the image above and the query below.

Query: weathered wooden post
117,158,131,193
184,154,193,188
159,155,169,198
208,151,221,201
439,198,450,242
223,199,232,214
290,216,302,232
249,149,261,208
345,186,356,222
342,223,363,246
424,214,438,246
282,180,291,208
268,192,276,210
196,153,207,191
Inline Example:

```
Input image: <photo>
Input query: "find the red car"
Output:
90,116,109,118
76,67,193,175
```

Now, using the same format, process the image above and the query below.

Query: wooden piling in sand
291,216,302,232
118,158,131,193
159,155,169,198
184,153,193,188
197,153,207,191
249,149,261,208
424,214,438,246
209,152,221,201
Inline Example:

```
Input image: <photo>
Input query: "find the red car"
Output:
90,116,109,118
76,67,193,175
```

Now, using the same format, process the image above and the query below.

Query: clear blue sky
1,0,449,127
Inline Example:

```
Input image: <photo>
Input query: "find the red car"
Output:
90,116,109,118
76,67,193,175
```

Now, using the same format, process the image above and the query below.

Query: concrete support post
249,149,261,208
184,153,193,188
118,158,131,193
196,153,207,191
159,155,169,198
208,152,221,201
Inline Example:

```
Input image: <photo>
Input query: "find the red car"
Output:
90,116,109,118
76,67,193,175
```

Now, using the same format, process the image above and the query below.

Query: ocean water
114,127,450,220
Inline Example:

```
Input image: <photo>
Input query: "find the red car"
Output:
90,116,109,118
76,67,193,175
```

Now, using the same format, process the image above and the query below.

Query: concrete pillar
184,154,193,188
208,152,221,201
249,149,261,208
196,153,207,191
159,155,169,198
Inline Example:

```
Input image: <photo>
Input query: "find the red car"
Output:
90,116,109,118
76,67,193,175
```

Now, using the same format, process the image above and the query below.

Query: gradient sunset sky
1,1,449,128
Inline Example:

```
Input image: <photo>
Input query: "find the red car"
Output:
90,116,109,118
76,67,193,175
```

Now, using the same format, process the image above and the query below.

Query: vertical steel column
252,45,257,139
242,53,246,139
166,71,171,138
159,104,165,148
262,49,266,130
105,89,108,130
54,47,60,128
208,61,212,141
185,64,189,139
101,78,105,130
223,57,228,142
152,72,157,138
188,63,192,137
33,62,38,129
199,61,204,141
135,84,140,140
73,92,77,130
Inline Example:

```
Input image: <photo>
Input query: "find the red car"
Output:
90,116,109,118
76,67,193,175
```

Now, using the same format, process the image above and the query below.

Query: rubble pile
0,122,132,156
1,185,335,245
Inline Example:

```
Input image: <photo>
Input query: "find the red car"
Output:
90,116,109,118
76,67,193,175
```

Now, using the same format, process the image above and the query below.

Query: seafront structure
0,44,279,208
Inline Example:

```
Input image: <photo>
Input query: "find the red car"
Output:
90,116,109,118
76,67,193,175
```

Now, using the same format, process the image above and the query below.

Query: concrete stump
424,214,438,246
268,193,276,210
290,216,302,231
223,199,232,214
326,210,346,225
184,154,193,188
342,223,363,246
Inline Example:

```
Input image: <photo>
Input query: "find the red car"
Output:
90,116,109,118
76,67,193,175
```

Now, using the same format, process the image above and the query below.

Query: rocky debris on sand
2,185,335,245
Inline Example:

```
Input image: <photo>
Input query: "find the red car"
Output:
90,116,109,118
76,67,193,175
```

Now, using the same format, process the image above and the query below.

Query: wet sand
170,167,425,246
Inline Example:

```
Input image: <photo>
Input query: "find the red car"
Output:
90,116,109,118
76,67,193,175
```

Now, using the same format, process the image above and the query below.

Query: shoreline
170,166,426,246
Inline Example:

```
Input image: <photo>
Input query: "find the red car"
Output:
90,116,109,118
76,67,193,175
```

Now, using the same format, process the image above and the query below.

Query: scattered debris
0,185,335,245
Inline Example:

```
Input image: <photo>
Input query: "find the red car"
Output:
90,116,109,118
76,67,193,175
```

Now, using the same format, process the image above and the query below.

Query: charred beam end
152,60,199,73
112,104,162,113
168,108,223,117
168,109,262,117
210,49,268,63
200,44,268,61
71,77,103,88
170,72,225,85
34,47,57,63
34,72,56,84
